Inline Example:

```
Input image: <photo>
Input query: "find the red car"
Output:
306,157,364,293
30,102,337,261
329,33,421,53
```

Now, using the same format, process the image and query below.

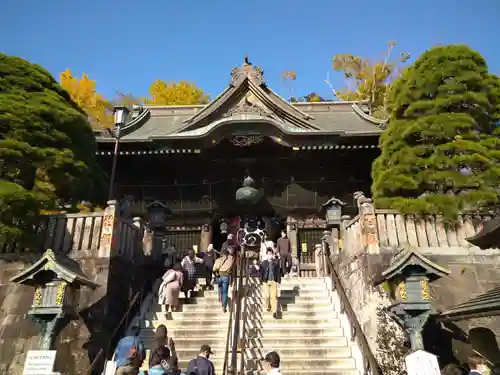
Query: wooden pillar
200,224,212,253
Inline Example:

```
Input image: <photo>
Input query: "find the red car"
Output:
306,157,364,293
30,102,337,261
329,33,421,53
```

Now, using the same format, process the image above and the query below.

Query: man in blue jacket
186,345,215,375
115,324,146,375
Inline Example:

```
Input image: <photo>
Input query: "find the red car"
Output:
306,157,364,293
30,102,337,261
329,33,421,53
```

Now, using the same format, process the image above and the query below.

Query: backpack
187,357,200,375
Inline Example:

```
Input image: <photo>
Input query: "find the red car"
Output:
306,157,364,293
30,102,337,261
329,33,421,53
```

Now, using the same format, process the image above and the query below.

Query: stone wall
0,201,154,375
337,193,500,372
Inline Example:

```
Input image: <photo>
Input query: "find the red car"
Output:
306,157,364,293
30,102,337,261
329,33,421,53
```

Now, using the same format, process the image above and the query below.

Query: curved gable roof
95,58,386,142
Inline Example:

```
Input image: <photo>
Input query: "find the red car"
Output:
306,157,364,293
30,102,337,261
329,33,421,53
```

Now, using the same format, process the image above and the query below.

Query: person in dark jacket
140,346,171,375
276,230,292,277
186,344,215,375
201,244,216,290
260,249,281,319
149,325,176,368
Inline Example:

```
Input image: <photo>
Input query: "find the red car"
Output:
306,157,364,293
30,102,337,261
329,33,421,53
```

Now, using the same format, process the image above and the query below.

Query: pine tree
372,45,500,219
0,53,105,246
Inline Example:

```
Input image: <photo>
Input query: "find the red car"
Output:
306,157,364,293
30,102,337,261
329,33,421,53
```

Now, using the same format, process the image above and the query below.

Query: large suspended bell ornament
235,176,262,205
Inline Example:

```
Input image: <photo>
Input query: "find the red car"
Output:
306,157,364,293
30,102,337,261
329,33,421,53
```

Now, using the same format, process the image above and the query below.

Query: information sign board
23,350,56,375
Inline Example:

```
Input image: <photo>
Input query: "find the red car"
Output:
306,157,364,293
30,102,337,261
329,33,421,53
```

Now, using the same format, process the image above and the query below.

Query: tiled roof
439,287,500,321
96,60,386,143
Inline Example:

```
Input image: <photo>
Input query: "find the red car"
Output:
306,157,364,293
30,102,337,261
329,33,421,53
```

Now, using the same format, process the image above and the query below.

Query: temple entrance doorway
210,214,286,254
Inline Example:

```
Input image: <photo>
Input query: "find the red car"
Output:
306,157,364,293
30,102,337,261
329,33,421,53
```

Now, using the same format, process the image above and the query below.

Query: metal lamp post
108,106,130,200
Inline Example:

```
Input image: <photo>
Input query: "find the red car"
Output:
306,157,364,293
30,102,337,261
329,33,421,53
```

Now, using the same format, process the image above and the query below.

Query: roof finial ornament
244,53,251,66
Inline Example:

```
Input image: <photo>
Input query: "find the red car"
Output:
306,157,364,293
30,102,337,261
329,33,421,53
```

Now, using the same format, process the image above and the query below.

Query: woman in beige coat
158,263,184,317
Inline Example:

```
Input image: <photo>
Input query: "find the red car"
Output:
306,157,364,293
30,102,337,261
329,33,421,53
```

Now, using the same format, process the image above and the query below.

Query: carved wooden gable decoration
173,56,324,136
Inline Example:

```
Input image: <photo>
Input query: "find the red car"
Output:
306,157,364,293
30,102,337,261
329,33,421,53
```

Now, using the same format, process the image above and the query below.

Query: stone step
246,370,359,375
249,296,332,304
249,291,329,299
250,277,323,283
253,336,348,346
246,357,356,369
244,346,351,358
259,304,334,313
250,301,333,309
246,319,341,328
259,310,337,318
140,327,228,338
153,310,337,320
258,327,344,336
146,318,229,328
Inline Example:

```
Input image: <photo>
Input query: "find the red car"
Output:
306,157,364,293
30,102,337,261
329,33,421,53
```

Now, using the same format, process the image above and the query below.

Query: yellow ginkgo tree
331,41,410,119
60,69,113,129
145,80,210,106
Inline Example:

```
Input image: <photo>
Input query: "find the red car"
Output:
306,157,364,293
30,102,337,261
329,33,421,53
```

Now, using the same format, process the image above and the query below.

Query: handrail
238,256,249,375
222,271,238,375
85,290,143,375
230,253,246,373
222,251,247,375
325,255,381,375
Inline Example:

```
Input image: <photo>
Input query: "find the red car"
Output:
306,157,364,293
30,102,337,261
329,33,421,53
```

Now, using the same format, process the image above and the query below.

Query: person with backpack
149,325,176,369
139,346,171,375
166,356,186,375
186,345,215,375
114,325,146,375
212,248,235,313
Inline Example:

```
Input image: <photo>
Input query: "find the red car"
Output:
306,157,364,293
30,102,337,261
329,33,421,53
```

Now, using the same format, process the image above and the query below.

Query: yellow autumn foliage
60,69,113,129
332,41,410,119
145,79,210,105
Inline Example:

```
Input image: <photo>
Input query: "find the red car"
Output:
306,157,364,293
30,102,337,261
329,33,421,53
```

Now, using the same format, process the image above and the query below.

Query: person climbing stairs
244,277,361,375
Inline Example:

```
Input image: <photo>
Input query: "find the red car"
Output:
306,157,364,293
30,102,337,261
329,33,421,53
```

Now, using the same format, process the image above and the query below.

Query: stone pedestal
286,217,298,259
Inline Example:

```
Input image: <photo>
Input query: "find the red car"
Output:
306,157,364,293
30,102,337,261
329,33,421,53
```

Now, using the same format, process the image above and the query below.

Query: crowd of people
111,229,292,375
113,322,217,375
113,323,282,375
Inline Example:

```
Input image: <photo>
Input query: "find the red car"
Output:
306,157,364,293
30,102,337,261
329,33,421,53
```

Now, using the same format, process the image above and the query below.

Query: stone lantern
321,197,346,227
146,200,171,229
9,249,98,349
376,249,450,351
321,197,346,254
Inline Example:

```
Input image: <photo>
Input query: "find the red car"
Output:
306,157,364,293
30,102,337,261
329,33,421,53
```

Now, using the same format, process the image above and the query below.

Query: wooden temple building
94,58,386,262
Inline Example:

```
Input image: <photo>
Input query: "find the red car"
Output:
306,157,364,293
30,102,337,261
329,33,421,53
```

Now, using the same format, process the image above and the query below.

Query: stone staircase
244,277,360,375
138,280,229,373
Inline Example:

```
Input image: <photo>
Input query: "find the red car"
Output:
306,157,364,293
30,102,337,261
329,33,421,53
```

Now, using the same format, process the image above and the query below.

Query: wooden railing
1,212,105,254
325,254,381,375
342,209,488,251
118,218,143,260
374,209,487,248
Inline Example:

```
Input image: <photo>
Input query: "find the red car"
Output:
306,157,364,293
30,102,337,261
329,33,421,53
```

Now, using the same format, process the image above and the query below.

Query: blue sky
1,0,499,101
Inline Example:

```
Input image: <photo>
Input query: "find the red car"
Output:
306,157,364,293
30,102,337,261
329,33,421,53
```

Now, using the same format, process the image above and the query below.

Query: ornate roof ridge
351,103,388,128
